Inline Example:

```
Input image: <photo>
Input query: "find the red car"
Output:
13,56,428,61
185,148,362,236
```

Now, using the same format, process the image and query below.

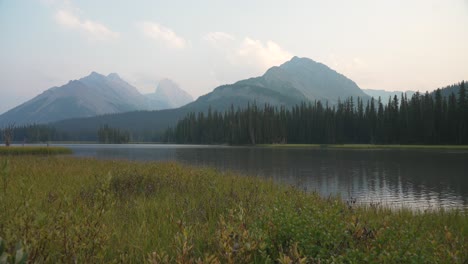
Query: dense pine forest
1,81,467,145
97,125,130,144
0,124,65,143
166,81,467,145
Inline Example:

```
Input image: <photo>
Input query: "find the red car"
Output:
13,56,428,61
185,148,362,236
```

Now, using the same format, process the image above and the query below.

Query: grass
0,156,466,263
0,146,72,155
258,143,468,150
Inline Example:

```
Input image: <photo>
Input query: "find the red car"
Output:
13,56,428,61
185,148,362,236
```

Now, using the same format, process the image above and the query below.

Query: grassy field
258,143,468,150
0,156,466,263
0,146,72,155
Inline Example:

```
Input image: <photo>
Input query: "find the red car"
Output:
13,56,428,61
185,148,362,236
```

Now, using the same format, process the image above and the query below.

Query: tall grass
0,146,72,155
0,156,466,263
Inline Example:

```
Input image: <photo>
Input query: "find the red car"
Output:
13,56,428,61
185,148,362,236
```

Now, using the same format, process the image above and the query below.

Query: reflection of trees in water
175,148,467,209
72,145,467,209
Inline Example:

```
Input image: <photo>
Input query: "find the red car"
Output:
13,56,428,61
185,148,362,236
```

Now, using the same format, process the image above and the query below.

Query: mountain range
145,79,193,109
185,56,370,112
51,56,374,140
2,56,462,141
0,73,192,126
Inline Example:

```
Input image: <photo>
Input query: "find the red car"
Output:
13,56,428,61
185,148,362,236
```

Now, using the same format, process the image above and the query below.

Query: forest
166,82,467,145
1,82,466,145
0,124,64,144
97,125,130,144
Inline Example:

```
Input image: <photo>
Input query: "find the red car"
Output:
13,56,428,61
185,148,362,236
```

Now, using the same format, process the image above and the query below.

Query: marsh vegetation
0,156,466,263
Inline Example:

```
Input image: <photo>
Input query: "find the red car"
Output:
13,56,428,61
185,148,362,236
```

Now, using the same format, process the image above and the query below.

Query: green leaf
14,247,27,264
0,238,5,254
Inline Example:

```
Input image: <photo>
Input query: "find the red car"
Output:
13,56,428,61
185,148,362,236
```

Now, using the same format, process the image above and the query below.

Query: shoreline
256,143,468,150
10,142,468,150
0,155,466,262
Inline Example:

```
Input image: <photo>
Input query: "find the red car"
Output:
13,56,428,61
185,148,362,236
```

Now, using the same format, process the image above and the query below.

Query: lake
56,144,467,210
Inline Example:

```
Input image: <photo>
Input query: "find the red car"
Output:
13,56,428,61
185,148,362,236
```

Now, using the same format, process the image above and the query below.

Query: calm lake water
56,144,467,210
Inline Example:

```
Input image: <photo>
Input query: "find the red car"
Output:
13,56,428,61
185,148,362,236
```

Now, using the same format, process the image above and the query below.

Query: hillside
433,81,466,98
51,57,373,140
185,56,370,112
0,72,149,126
0,73,192,127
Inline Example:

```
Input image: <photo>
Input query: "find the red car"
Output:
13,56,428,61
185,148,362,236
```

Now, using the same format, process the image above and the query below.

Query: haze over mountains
146,79,193,109
0,73,193,126
4,56,461,138
51,56,375,140
186,56,370,111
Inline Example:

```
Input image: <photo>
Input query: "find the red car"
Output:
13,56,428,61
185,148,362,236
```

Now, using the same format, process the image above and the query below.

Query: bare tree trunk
2,123,15,147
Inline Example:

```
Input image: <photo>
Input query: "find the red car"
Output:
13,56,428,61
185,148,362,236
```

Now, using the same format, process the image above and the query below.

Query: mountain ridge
0,73,193,127
182,56,370,112
52,56,374,140
145,79,193,109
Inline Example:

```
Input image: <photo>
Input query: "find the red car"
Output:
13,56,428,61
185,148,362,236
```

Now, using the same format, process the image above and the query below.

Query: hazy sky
1,0,467,114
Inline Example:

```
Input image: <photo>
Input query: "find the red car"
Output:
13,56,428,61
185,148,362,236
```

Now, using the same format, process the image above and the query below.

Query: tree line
166,81,468,145
1,124,132,144
97,125,130,144
0,124,64,144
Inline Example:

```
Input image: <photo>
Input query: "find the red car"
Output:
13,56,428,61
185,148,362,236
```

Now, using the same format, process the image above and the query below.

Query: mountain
0,73,192,127
185,56,370,111
145,79,193,109
51,57,373,141
363,89,416,100
0,72,148,126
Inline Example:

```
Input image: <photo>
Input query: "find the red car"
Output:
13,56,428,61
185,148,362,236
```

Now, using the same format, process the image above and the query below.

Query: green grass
0,156,466,263
258,143,468,150
0,146,72,155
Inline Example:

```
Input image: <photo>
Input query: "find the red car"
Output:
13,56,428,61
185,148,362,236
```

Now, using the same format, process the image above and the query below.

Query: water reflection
62,144,467,210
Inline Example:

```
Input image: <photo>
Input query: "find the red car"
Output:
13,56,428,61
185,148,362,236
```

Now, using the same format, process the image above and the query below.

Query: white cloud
55,9,120,41
234,37,292,69
201,33,293,85
139,22,187,49
203,33,292,70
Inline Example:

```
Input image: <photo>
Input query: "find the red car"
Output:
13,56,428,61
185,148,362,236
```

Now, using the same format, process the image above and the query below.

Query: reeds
0,156,466,263
0,146,72,155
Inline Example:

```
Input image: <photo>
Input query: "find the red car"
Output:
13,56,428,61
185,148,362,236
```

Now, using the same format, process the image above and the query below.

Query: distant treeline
0,124,66,143
2,82,467,145
0,124,131,144
166,81,468,145
98,125,130,144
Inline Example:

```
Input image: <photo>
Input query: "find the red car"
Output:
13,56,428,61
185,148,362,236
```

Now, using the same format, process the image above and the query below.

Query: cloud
202,33,292,85
139,22,187,49
234,37,292,69
55,9,120,41
203,32,292,69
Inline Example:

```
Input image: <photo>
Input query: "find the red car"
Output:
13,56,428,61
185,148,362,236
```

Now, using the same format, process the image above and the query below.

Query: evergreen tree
168,83,467,146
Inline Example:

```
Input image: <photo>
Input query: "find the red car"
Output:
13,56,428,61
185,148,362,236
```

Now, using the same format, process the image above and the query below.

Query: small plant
277,243,307,264
0,237,28,264
0,156,466,262
1,124,15,147
1,159,8,194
